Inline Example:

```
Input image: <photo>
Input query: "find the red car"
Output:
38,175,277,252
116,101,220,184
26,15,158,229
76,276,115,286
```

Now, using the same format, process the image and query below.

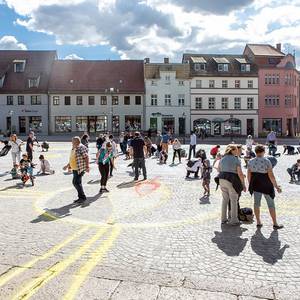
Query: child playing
10,164,20,179
37,155,55,175
201,158,212,196
159,150,168,164
20,153,35,186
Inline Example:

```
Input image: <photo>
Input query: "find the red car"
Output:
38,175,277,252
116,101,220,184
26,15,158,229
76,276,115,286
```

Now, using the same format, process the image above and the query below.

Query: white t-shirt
190,134,197,146
8,139,22,153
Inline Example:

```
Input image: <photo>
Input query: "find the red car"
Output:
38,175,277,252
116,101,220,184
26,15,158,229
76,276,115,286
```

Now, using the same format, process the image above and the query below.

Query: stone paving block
157,286,237,300
111,281,159,300
239,297,270,300
273,287,300,300
184,275,275,299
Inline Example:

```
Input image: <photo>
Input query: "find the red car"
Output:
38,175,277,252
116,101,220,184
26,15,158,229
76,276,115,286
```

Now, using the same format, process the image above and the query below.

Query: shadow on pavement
87,179,101,185
0,172,9,177
0,183,25,191
211,225,248,256
117,180,137,189
250,228,289,264
30,194,101,223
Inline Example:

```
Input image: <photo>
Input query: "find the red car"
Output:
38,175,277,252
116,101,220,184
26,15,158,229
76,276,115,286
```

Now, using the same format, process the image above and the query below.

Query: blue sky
0,0,300,63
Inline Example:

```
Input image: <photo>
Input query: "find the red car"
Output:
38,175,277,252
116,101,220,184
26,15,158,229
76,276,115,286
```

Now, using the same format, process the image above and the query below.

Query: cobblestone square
0,142,300,300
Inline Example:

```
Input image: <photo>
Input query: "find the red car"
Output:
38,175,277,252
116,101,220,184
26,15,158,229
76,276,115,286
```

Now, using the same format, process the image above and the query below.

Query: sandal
256,224,263,228
273,224,284,230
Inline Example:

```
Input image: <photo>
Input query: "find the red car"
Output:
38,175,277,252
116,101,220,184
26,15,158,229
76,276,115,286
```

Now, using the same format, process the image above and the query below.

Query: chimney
276,43,281,52
164,57,169,64
144,57,150,64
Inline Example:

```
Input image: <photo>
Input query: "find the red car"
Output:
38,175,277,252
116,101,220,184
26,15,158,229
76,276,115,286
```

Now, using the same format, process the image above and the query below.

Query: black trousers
99,163,110,186
109,158,114,176
188,145,196,160
173,149,181,162
72,170,86,200
27,150,33,162
134,158,147,180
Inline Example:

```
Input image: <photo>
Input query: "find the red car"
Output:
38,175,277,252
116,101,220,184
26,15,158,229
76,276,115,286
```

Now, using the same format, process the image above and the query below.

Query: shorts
253,192,275,209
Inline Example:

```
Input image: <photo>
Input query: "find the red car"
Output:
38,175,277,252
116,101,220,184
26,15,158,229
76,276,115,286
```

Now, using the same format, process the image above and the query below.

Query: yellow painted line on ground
0,226,89,288
12,226,109,300
63,226,121,300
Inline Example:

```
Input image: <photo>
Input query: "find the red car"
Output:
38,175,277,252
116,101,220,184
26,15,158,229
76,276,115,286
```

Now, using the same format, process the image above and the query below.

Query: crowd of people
1,129,300,228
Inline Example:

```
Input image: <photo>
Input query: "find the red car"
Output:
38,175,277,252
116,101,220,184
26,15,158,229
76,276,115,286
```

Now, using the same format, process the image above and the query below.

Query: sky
0,0,300,64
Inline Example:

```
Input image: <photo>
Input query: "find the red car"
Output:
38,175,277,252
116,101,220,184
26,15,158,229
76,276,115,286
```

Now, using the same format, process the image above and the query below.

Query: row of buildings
0,43,299,137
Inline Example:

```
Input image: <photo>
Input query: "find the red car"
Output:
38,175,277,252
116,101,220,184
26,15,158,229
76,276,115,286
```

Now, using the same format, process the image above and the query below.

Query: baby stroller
41,141,49,152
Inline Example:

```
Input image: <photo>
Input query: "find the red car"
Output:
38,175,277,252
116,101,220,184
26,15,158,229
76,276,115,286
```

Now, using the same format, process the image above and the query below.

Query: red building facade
244,44,299,136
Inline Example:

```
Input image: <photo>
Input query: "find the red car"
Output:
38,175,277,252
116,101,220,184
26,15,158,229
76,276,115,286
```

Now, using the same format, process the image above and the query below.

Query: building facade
244,44,300,136
48,60,145,134
183,54,259,137
144,58,191,135
0,50,56,135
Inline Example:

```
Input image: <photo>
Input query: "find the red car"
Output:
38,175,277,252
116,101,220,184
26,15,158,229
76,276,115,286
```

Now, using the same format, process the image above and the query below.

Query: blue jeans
72,170,86,200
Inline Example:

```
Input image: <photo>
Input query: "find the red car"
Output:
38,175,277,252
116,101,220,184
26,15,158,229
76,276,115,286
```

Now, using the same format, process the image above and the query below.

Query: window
28,77,39,88
165,75,170,84
265,75,268,85
248,80,253,88
151,94,158,106
178,80,184,86
112,96,119,105
263,119,282,134
18,95,24,105
235,80,240,88
276,74,280,84
209,80,215,88
165,94,171,106
195,97,202,109
7,96,13,105
241,64,251,72
124,96,130,105
178,94,185,106
247,97,254,109
285,95,292,107
53,96,60,106
151,80,157,86
218,64,228,72
221,97,228,109
101,96,107,105
31,95,41,105
55,117,71,132
194,63,206,71
88,96,95,105
112,115,120,132
265,95,280,107
135,96,141,105
64,96,71,106
14,61,25,73
222,80,228,88
75,117,88,131
76,96,83,105
234,97,241,109
196,80,202,88
208,97,215,109
29,116,42,132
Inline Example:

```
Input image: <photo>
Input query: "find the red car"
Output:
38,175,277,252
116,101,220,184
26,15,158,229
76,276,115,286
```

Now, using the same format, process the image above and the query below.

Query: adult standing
266,130,277,155
248,145,283,229
26,131,36,162
131,132,147,181
81,133,89,149
8,134,23,166
96,134,105,151
155,131,162,153
97,142,114,193
63,136,89,204
119,132,125,154
218,144,246,225
108,135,117,177
188,131,197,160
172,138,182,164
161,131,171,153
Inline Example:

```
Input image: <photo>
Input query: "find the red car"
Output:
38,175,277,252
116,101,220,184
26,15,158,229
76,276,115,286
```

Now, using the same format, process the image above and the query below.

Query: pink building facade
244,44,299,136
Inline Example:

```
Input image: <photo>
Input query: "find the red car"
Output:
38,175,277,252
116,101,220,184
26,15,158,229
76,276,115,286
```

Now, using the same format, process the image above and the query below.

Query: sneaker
74,198,85,203
143,177,147,181
103,188,109,193
134,178,139,181
273,224,284,230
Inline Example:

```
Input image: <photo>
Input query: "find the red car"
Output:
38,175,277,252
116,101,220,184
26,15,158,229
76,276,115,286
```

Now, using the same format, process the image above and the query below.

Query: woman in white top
246,135,255,150
172,138,182,164
8,134,23,166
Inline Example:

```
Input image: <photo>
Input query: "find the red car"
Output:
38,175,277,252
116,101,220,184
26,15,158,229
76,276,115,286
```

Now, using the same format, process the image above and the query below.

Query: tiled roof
49,60,145,93
246,44,285,57
0,50,57,93
182,53,258,77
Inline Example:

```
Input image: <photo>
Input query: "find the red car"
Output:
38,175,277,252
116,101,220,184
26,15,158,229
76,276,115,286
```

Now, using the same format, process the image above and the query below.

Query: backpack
238,207,254,222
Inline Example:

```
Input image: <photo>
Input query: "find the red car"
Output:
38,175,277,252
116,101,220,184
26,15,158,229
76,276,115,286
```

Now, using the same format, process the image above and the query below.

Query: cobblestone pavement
0,142,300,300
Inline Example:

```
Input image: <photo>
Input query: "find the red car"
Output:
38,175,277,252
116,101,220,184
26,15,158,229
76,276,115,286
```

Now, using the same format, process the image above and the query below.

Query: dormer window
194,63,206,71
0,75,5,88
28,76,40,88
241,64,251,72
13,60,26,73
218,64,229,72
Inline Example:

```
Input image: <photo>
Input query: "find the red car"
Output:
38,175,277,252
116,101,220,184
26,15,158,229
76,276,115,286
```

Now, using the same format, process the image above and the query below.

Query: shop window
55,117,72,132
125,115,141,131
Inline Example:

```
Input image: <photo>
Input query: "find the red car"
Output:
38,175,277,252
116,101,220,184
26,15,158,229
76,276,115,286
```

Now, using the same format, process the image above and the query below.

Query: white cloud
64,53,83,60
0,35,27,50
3,0,300,63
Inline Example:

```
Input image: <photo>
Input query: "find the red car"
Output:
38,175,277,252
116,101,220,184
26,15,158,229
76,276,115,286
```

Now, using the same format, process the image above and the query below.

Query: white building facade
144,60,191,135
183,54,259,137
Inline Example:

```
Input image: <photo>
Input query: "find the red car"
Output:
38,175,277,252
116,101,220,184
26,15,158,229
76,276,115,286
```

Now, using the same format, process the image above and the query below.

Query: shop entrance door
19,117,26,134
